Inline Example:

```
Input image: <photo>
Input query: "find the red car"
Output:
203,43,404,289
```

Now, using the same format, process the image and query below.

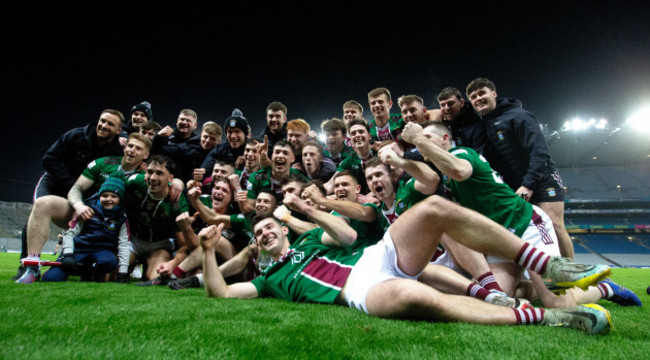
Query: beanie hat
99,177,126,201
131,101,153,121
224,108,249,137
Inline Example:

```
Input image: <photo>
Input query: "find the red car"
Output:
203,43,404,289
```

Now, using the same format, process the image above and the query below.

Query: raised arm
187,187,233,227
302,184,376,222
201,225,259,299
282,193,357,247
378,146,440,194
402,122,473,182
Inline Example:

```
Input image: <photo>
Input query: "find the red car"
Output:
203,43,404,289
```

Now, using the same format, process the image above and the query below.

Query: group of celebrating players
14,78,642,335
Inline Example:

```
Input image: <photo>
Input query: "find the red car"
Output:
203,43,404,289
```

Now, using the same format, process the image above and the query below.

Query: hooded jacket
482,98,556,191
41,122,124,191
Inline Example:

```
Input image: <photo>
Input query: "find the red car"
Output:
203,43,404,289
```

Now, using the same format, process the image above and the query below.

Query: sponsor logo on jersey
547,188,556,197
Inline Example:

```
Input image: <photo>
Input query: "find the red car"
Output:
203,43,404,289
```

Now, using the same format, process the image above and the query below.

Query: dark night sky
2,2,649,202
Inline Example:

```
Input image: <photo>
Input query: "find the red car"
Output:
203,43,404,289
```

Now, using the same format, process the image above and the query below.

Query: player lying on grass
200,192,614,335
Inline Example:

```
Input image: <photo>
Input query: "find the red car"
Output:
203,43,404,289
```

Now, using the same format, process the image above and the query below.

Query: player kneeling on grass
200,194,614,335
18,177,130,283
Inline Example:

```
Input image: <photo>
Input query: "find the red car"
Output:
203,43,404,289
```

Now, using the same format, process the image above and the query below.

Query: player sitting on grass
18,177,130,283
199,191,614,335
402,120,641,308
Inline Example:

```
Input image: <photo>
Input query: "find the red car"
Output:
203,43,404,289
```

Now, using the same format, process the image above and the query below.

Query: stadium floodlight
595,118,608,129
626,106,650,133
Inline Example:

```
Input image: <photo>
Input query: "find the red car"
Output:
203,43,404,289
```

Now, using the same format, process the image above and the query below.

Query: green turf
1,252,649,359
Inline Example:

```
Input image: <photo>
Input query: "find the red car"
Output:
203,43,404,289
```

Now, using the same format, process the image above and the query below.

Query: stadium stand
0,201,62,253
551,125,650,266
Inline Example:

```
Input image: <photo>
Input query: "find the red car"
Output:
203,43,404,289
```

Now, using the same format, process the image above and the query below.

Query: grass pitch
1,253,649,359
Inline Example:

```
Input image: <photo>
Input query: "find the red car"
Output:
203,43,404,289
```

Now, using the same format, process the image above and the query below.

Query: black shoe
136,276,169,286
168,276,201,290
11,265,26,281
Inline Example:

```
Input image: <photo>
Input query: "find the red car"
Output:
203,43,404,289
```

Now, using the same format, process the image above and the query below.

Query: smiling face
333,174,360,202
365,164,394,202
255,192,277,217
200,130,219,150
211,163,235,179
211,180,233,211
271,144,295,173
96,112,122,141
176,112,197,138
266,109,286,133
99,191,121,209
145,162,173,198
226,127,246,149
467,86,497,115
348,124,370,154
253,217,288,257
400,101,426,124
122,138,149,168
343,106,362,122
287,129,308,151
438,96,465,122
131,110,148,129
369,94,392,120
243,143,261,169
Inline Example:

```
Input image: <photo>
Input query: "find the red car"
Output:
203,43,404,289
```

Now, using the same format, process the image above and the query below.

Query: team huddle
15,78,642,335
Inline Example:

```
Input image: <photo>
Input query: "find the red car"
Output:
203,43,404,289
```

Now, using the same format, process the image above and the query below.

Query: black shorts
530,169,565,204
33,172,69,201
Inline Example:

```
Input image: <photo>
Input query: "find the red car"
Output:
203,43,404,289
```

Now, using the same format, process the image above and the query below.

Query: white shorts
344,231,420,314
429,249,471,279
487,205,561,263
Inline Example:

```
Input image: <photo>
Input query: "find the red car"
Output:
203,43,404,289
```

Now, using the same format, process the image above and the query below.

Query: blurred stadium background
1,114,648,266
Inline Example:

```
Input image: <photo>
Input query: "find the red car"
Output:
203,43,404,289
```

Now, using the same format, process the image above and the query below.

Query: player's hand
282,192,305,213
199,224,225,251
169,179,183,202
186,179,201,190
273,204,291,222
371,141,382,152
378,146,404,168
235,156,246,170
193,168,206,182
73,203,95,222
246,243,260,260
187,187,201,202
302,184,324,205
118,136,128,147
228,174,241,192
308,130,318,140
61,253,77,272
176,212,199,228
257,136,269,160
156,261,174,276
158,126,174,137
401,122,424,144
516,186,533,202
235,189,248,202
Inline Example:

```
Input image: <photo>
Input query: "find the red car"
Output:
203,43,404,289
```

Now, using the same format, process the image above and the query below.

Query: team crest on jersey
546,188,556,197
290,251,304,264
397,201,405,210
497,131,504,141
106,220,119,231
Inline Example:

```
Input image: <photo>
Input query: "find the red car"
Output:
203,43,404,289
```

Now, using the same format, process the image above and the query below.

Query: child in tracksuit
41,177,130,282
